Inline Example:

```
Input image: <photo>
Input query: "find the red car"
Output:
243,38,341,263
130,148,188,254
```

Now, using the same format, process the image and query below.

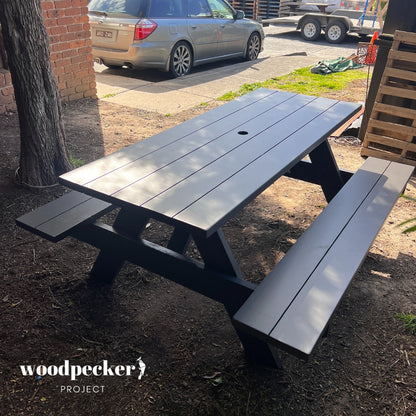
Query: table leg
309,140,345,202
193,229,281,368
167,227,191,255
88,208,149,286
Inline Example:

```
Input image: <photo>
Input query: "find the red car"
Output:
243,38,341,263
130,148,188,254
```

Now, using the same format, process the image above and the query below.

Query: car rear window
148,0,186,18
88,0,149,18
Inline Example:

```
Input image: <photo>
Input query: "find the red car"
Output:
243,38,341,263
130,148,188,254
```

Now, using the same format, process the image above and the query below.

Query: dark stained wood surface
60,89,361,235
233,158,414,358
16,191,113,242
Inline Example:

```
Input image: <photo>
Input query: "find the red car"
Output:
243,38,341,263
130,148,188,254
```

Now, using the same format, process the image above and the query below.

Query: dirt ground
1,77,416,416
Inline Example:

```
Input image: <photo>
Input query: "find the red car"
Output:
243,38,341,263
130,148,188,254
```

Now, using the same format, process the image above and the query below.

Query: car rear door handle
191,24,197,29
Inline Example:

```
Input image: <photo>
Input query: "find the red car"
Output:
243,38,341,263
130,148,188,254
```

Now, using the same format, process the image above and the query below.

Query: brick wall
0,0,96,114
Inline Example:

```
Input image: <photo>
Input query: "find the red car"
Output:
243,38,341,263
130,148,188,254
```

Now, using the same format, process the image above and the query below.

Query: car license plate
96,30,113,39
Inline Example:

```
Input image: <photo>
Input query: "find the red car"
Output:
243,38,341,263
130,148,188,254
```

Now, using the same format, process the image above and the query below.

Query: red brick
41,2,54,11
51,42,70,52
65,7,82,16
57,17,74,26
63,49,78,58
75,30,91,40
73,15,89,24
83,90,97,99
81,74,94,84
72,0,87,7
52,66,65,76
1,85,14,96
67,24,83,33
0,73,7,88
49,25,67,35
69,40,85,49
50,52,63,61
64,63,81,74
54,1,72,8
75,83,91,93
60,32,77,42
70,55,86,65
54,58,72,68
68,92,84,100
79,62,93,71
47,9,65,18
44,18,58,28
6,102,17,112
0,94,14,105
67,77,83,88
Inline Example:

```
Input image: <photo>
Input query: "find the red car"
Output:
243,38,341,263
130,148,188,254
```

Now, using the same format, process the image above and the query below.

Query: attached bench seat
16,191,114,242
233,157,414,359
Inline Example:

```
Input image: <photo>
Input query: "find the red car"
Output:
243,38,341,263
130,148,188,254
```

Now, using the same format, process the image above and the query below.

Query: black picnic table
17,89,414,367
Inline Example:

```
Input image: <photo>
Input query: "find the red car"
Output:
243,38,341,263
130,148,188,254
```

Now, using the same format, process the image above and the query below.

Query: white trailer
262,7,385,43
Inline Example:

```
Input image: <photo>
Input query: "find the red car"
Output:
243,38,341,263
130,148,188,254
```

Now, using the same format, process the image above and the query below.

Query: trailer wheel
300,18,321,41
325,20,347,43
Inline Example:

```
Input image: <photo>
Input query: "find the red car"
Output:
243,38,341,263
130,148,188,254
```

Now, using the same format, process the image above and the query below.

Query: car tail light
134,19,157,40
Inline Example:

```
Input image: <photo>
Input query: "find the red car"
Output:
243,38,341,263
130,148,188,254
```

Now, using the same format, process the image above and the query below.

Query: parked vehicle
88,0,264,77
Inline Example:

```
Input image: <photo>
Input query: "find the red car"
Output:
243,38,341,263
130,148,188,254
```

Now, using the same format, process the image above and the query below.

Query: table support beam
309,140,345,202
89,208,149,286
73,221,280,368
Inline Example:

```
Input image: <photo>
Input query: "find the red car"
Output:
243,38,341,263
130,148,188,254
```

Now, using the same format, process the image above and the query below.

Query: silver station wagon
88,0,264,77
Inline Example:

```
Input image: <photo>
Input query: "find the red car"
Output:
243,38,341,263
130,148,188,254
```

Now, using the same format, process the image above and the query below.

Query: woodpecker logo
19,358,146,393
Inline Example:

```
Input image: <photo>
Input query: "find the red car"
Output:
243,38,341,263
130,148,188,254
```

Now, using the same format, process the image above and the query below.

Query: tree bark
0,0,73,186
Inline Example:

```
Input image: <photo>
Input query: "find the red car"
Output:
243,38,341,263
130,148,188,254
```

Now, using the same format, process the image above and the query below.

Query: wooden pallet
361,31,416,166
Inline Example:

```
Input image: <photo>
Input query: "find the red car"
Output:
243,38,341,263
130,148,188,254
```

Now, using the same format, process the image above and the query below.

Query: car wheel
170,42,193,78
245,32,261,61
325,20,347,43
300,18,321,41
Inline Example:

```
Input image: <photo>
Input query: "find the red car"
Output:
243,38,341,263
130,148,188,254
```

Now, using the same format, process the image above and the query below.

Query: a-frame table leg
192,229,281,368
88,208,149,286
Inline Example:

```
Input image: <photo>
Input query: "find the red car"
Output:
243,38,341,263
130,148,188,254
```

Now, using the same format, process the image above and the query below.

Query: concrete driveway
95,25,362,114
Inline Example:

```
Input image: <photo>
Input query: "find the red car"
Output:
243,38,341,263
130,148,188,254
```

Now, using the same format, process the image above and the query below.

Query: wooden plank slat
365,133,416,152
270,160,414,356
170,101,360,234
367,119,416,139
384,67,416,83
360,147,416,166
389,49,416,63
379,85,416,101
233,157,391,341
234,158,414,357
394,30,416,44
116,95,320,210
60,89,277,186
77,92,300,198
16,191,113,242
372,102,416,119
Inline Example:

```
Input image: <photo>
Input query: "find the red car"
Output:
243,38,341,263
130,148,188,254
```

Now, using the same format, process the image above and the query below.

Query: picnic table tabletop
60,89,361,236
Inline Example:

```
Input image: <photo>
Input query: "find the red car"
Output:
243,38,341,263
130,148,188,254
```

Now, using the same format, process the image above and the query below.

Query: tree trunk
0,0,73,186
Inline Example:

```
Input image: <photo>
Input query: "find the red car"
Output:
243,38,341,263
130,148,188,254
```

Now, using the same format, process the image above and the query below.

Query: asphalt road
95,24,365,113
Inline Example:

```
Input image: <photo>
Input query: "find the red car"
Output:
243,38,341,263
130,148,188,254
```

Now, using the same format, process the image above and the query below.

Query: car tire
245,32,261,61
325,20,347,43
300,18,321,41
170,42,193,78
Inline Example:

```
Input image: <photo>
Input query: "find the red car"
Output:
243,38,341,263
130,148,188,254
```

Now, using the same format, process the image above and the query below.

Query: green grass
217,66,369,101
70,155,85,168
395,313,416,335
398,195,416,234
101,93,116,98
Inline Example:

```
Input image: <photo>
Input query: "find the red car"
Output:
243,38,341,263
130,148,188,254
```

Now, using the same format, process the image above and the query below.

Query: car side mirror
235,10,244,20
